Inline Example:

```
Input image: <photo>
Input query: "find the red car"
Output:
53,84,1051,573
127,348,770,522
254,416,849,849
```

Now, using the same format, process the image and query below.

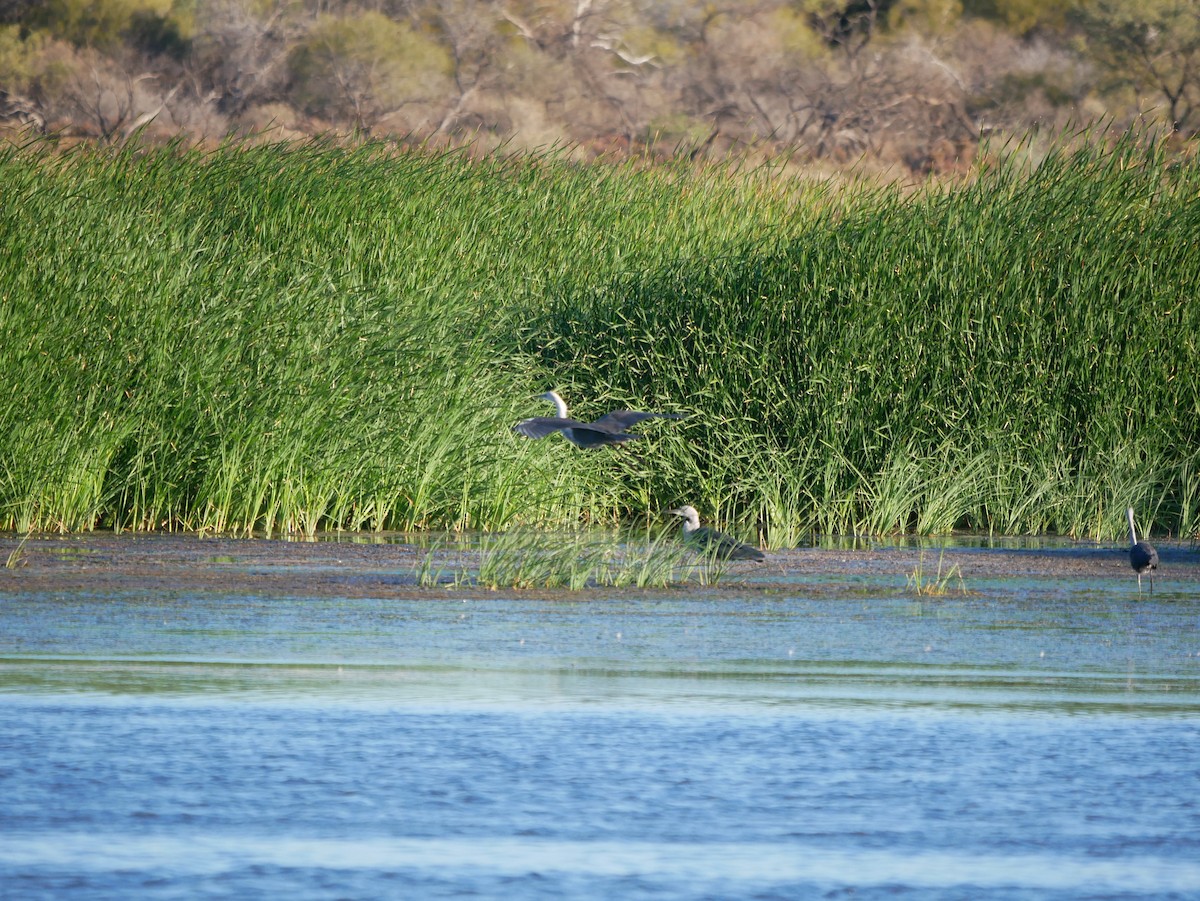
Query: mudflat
1,532,1195,599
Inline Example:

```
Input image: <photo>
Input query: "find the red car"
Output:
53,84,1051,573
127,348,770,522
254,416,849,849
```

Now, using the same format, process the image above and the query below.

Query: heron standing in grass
668,505,766,562
1126,507,1159,593
513,390,681,449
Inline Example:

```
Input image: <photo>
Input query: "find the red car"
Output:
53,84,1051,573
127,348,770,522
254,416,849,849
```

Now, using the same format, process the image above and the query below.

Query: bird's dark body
1130,541,1158,577
688,526,766,562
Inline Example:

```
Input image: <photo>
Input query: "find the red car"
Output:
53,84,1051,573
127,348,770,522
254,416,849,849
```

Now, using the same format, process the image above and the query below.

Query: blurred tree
4,0,1191,172
682,4,826,148
0,24,42,88
1073,0,1200,135
288,9,451,131
495,0,602,54
0,0,38,25
800,0,893,53
962,0,1072,34
187,0,303,117
0,25,64,129
52,45,178,140
993,0,1071,33
126,6,190,60
630,0,743,138
27,0,176,51
413,0,508,136
888,0,962,34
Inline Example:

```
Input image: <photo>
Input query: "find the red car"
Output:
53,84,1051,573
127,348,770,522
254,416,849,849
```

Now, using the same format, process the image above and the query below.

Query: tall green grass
1,130,1197,539
0,137,806,534
528,132,1200,541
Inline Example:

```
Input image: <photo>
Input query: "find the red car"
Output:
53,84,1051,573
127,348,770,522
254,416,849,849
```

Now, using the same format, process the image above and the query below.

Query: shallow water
2,537,1199,899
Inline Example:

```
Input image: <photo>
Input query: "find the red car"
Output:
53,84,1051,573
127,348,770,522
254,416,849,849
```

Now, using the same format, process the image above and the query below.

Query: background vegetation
1,129,1197,541
2,0,1199,173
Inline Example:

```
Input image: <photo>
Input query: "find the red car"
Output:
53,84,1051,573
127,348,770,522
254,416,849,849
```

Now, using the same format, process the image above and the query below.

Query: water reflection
3,587,1199,708
3,655,1200,716
4,833,1200,895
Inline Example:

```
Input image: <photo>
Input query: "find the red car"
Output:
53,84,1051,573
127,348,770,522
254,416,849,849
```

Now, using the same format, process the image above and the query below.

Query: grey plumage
514,390,681,449
668,505,765,562
1126,507,1159,592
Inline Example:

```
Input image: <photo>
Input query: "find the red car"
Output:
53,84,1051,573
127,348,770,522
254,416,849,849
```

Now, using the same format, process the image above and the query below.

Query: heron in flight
668,505,765,562
513,390,681,449
1126,507,1159,592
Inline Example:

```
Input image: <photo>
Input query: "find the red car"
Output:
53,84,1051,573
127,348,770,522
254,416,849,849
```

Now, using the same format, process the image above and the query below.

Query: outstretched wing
513,417,640,447
589,410,684,433
513,416,592,439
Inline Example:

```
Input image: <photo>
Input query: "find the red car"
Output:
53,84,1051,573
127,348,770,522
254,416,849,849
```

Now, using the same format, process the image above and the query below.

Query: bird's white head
539,390,569,419
668,505,701,531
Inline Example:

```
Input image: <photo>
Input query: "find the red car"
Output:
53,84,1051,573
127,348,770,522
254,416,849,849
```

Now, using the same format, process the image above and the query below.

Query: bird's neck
549,393,568,418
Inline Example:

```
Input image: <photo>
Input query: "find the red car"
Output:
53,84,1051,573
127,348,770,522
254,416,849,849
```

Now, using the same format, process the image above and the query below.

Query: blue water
3,570,1200,899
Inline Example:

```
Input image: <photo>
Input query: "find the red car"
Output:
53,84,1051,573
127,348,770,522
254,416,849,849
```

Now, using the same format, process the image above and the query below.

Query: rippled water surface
2,537,1199,899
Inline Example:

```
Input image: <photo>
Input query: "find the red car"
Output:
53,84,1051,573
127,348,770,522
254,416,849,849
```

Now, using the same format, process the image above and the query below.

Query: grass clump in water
414,529,720,589
906,549,967,597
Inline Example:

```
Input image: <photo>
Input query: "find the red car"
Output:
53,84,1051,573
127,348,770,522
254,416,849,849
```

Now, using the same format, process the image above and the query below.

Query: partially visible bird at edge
1126,506,1159,593
668,505,766,562
513,390,682,449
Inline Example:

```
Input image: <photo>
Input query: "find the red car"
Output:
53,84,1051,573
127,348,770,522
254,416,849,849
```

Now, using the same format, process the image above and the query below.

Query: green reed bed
0,138,808,534
526,133,1200,541
1,131,1197,540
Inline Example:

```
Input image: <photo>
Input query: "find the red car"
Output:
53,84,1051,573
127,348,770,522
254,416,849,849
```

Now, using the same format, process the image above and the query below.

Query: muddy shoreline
1,532,1196,599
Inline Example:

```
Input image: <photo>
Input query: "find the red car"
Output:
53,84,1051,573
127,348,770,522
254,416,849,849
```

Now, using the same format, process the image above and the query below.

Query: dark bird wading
1126,506,1159,592
513,390,681,449
668,505,766,562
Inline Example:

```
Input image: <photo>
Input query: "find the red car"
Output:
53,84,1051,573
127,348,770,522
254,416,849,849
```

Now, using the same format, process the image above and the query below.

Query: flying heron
668,505,765,562
1126,507,1159,592
513,390,681,449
